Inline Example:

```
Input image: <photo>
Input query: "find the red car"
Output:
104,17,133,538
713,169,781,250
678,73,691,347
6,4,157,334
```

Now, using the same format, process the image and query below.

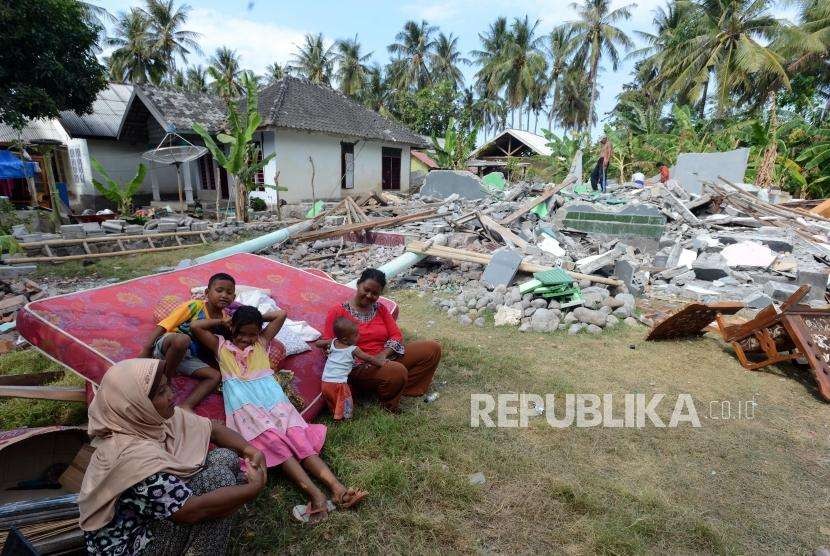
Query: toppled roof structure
470,128,553,159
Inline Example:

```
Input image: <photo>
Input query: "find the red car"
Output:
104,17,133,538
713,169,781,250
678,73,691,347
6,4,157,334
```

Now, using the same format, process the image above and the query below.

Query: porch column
183,162,194,204
150,164,161,201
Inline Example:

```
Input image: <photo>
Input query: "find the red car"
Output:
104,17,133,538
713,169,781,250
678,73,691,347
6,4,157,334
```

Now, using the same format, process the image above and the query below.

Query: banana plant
193,71,275,222
91,158,146,215
431,118,478,170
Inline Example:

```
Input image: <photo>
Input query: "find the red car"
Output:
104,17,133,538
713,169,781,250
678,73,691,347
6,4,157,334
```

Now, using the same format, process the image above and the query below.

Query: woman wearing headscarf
79,358,267,555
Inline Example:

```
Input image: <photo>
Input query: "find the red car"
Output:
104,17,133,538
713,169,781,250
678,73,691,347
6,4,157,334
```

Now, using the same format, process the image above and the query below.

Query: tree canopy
0,0,107,130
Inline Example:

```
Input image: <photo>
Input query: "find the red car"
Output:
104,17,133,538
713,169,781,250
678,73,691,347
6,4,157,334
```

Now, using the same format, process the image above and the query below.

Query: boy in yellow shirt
139,273,235,410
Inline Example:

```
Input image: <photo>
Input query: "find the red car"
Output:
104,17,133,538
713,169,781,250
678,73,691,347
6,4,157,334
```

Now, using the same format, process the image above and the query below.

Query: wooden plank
43,244,54,258
296,208,437,242
809,198,830,217
4,243,200,264
407,241,623,286
18,230,208,248
0,385,86,401
302,246,371,262
146,236,155,248
0,370,64,386
477,212,529,249
81,241,92,255
500,177,574,226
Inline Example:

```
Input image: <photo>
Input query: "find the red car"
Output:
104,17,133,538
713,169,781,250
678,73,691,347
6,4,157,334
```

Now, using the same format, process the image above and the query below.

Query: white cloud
402,2,463,22
186,8,311,73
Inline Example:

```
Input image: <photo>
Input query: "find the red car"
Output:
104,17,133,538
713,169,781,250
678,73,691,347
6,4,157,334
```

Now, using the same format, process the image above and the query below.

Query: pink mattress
16,253,397,421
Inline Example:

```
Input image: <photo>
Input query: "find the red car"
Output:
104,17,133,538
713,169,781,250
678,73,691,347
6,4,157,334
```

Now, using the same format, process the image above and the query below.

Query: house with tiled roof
60,77,426,209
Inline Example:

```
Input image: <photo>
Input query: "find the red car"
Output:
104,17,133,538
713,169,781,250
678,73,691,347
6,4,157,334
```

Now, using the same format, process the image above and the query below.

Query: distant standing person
658,162,670,184
596,136,613,192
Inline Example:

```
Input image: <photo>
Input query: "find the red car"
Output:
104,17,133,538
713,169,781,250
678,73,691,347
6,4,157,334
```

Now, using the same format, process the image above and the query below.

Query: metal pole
194,219,314,264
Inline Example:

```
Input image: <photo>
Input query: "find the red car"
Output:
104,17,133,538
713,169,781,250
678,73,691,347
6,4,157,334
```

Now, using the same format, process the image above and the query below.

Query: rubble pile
264,158,830,334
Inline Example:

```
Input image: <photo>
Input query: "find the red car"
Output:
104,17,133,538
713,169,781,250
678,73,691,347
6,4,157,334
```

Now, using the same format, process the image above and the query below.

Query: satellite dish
142,133,208,212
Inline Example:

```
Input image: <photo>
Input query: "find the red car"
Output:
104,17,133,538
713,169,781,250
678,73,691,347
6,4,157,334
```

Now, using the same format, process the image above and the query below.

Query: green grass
0,349,86,429
226,290,830,555
2,251,829,553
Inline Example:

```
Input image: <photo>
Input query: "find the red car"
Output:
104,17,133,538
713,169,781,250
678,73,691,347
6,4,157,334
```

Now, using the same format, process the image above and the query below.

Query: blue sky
96,0,799,136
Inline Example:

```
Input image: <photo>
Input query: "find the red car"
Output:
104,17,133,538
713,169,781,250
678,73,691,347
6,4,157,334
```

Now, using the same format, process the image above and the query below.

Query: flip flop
334,489,368,509
291,500,335,524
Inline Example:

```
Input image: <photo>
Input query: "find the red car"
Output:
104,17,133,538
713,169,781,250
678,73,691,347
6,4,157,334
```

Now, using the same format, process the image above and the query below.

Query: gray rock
519,322,532,332
458,315,473,326
601,296,625,309
563,312,578,324
612,306,631,318
624,317,639,326
547,300,561,310
599,305,612,316
530,298,548,309
468,472,486,485
474,317,486,327
581,293,603,310
616,293,636,309
573,307,607,327
586,324,603,334
764,280,799,302
605,315,619,327
568,323,584,335
523,307,537,317
797,268,829,302
447,307,459,317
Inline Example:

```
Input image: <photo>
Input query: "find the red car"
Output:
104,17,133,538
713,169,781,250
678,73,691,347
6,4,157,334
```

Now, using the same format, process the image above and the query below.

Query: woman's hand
243,459,267,491
242,445,265,471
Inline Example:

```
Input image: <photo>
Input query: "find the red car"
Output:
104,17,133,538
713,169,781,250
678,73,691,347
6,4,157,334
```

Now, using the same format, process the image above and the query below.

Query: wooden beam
499,177,575,226
5,242,202,264
296,208,437,242
476,212,529,249
0,385,86,401
19,230,209,248
302,246,371,262
407,241,623,286
0,370,64,386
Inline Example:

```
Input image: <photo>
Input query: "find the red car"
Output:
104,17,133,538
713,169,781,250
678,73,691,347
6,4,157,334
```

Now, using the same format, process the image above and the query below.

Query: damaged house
60,77,427,210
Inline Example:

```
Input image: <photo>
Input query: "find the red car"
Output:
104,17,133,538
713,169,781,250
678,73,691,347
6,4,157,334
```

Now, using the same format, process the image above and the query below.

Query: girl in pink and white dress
191,306,366,524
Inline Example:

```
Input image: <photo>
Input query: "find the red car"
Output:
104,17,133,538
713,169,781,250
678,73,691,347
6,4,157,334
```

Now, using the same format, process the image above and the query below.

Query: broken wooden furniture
715,285,830,401
0,427,89,554
646,301,744,341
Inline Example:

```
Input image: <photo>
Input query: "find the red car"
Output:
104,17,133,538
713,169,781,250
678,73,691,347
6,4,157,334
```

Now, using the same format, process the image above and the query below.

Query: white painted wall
80,138,179,206
256,128,411,204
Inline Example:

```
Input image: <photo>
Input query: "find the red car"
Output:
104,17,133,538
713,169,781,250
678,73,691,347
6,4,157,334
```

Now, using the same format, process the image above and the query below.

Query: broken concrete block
673,147,749,196
614,259,644,296
124,225,144,235
0,265,37,279
577,244,626,274
796,269,829,302
743,292,775,309
0,294,27,314
721,241,777,268
563,203,666,238
481,248,523,288
420,170,487,200
763,280,799,302
692,253,729,281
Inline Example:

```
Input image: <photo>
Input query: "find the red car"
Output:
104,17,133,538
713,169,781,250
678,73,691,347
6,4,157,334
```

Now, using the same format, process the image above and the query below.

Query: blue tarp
0,150,37,179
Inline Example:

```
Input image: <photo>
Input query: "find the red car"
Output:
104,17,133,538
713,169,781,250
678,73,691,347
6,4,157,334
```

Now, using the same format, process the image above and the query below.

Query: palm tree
544,26,578,130
490,16,546,129
660,0,787,118
363,64,391,114
106,9,166,84
208,46,242,100
335,36,372,98
554,67,592,131
185,65,208,92
430,32,469,89
289,33,335,85
387,20,437,90
565,0,635,126
264,62,284,84
141,0,201,76
472,17,510,98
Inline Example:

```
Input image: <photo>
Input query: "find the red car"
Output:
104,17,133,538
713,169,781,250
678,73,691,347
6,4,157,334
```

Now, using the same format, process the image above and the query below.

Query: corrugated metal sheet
59,83,133,138
470,128,553,159
0,118,70,145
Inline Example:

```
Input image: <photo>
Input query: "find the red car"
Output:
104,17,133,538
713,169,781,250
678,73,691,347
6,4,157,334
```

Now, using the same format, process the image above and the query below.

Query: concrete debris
420,170,488,200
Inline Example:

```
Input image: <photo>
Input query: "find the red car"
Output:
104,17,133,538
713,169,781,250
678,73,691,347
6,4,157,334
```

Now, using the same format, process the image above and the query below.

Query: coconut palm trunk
755,92,778,189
